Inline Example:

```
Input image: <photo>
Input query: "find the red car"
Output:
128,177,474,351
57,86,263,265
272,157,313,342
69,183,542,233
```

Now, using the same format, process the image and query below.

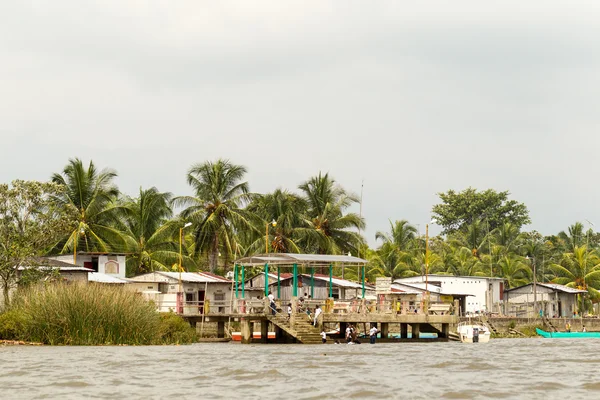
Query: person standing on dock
321,329,327,343
313,305,322,327
369,326,379,344
268,291,276,315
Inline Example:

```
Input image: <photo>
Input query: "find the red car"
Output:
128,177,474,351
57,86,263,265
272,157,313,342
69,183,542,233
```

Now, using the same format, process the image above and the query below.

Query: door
198,291,205,314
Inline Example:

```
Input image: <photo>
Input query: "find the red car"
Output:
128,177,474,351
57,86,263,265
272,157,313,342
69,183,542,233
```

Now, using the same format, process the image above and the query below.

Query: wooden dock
181,300,458,344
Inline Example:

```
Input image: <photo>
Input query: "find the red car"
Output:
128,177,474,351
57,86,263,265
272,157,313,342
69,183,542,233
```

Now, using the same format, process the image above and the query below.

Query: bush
0,309,29,340
158,312,197,344
5,283,195,345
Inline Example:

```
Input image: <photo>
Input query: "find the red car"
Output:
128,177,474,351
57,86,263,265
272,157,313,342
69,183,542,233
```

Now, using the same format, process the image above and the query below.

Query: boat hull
536,328,600,338
457,323,491,343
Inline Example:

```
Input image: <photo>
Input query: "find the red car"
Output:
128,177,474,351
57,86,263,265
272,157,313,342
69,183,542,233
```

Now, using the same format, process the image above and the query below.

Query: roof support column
277,266,281,299
293,263,298,297
362,265,366,299
310,267,314,299
329,264,333,298
264,263,269,297
241,265,245,299
234,264,238,299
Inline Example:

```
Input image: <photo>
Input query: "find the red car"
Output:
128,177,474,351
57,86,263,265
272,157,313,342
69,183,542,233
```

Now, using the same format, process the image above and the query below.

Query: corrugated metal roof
88,273,128,284
234,253,367,266
505,282,587,294
268,273,374,290
129,271,231,284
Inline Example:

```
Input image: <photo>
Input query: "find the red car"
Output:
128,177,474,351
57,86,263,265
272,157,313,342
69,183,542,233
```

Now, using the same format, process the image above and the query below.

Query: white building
394,275,505,314
128,271,233,315
49,252,127,280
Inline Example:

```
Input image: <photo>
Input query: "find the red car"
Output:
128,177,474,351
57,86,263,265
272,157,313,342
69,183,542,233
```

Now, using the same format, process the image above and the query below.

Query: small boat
535,328,600,338
231,332,276,341
457,322,491,343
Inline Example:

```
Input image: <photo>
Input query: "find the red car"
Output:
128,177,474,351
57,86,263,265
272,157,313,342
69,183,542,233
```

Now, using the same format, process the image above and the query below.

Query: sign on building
376,277,392,294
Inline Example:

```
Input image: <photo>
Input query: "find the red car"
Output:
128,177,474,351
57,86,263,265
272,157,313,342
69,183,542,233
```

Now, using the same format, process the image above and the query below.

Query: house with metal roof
49,252,127,280
255,273,375,300
395,275,505,315
503,282,586,318
128,271,233,315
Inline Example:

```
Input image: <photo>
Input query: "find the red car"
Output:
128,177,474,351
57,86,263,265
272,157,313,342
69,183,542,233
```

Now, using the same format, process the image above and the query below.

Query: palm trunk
209,234,219,273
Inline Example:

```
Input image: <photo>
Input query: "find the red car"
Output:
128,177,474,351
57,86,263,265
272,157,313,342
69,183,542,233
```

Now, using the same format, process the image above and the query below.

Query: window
105,260,119,274
214,293,225,301
159,283,169,293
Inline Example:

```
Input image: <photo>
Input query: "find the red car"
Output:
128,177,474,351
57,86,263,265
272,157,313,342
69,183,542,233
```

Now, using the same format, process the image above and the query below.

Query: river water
1,338,599,399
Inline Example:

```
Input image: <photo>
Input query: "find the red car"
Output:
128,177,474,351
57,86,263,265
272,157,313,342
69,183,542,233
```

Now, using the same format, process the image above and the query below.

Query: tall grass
6,283,195,345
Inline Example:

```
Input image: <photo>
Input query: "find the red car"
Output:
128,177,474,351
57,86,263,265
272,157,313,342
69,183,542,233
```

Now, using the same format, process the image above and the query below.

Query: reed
7,283,194,345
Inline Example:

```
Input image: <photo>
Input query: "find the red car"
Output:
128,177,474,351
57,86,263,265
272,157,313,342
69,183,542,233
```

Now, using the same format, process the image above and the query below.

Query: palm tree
50,158,126,254
375,220,417,252
174,159,255,272
496,255,531,288
297,172,365,255
244,188,307,253
120,187,191,276
550,246,600,309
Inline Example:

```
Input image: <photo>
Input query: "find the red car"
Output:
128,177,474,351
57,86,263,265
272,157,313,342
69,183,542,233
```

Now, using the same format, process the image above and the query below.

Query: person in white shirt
369,326,379,344
313,305,322,327
320,330,327,343
268,291,276,315
287,303,292,319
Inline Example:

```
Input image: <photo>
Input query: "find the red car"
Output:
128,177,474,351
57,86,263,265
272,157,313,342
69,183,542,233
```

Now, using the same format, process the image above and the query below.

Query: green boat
536,328,600,338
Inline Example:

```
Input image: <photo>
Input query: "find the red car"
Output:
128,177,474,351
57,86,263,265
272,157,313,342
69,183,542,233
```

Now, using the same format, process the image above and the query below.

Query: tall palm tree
174,159,255,272
120,187,191,276
375,220,417,252
496,255,531,288
50,158,126,254
244,188,307,253
297,172,365,255
550,246,600,306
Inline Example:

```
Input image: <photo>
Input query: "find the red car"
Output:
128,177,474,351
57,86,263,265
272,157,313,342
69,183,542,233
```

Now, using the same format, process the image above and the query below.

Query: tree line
2,158,600,311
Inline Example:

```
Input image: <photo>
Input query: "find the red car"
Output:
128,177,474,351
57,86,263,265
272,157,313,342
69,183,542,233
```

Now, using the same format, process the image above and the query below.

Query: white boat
457,322,491,343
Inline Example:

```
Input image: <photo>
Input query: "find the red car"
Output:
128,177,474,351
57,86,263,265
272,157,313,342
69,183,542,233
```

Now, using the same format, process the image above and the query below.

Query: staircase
268,314,323,344
543,316,558,332
481,316,499,336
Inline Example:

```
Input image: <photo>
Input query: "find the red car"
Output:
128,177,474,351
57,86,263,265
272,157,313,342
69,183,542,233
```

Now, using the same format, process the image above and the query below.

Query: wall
504,286,579,318
51,254,127,279
397,276,504,313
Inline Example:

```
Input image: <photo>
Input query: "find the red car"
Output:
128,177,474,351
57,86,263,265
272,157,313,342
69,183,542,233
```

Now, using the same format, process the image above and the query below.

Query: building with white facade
394,275,505,315
49,252,127,280
128,271,233,315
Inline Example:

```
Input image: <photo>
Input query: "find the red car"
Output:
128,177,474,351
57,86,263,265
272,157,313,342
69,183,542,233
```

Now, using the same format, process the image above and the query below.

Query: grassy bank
0,283,196,345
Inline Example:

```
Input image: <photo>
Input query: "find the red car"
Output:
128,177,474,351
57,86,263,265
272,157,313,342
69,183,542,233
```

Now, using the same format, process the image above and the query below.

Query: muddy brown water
1,338,599,399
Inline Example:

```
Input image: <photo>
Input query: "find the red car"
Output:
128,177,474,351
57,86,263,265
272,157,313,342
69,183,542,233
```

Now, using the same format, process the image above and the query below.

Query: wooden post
234,264,238,299
401,323,408,339
241,318,251,344
411,323,420,339
261,320,269,344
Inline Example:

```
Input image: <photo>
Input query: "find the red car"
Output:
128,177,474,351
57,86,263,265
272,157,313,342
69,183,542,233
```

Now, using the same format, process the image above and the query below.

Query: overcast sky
2,1,600,246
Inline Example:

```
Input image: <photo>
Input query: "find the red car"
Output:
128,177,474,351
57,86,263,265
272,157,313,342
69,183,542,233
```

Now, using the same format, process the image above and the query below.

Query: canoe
536,328,600,338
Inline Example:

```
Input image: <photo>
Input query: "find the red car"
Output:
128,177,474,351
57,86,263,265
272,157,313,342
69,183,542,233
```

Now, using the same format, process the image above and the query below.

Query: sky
2,1,600,246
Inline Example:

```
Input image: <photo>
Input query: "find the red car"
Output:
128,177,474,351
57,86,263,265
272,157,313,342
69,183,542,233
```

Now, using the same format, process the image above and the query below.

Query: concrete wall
52,254,127,279
397,275,504,314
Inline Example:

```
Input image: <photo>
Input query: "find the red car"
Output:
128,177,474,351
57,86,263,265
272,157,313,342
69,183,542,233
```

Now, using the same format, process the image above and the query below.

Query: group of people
269,291,322,327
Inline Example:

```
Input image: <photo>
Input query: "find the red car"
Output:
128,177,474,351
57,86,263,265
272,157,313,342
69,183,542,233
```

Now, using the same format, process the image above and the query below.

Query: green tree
549,246,600,309
244,188,307,254
0,180,74,307
50,158,127,253
121,187,190,276
174,159,255,272
297,172,365,255
496,255,531,288
431,187,530,235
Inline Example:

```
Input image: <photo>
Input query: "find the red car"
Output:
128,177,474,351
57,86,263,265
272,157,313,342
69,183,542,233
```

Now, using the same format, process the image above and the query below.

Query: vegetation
3,157,600,316
0,284,196,345
0,180,74,307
